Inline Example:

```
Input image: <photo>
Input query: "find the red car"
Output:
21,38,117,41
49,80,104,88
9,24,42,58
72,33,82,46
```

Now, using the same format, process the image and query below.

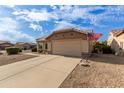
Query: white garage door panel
81,40,89,52
52,39,81,57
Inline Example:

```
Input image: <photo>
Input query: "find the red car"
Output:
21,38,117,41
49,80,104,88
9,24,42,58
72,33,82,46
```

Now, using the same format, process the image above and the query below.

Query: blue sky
0,5,124,43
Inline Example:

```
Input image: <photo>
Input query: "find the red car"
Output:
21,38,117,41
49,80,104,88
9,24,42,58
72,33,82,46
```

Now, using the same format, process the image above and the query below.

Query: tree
93,41,112,54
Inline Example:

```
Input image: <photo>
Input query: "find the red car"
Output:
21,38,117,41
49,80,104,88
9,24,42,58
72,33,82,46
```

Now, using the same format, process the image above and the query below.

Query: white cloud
50,5,58,10
52,6,105,26
13,9,58,22
53,6,102,26
54,6,86,21
12,5,124,29
53,21,76,30
29,23,43,31
12,6,101,26
102,6,124,21
53,21,89,31
12,9,29,15
6,5,15,8
0,17,34,43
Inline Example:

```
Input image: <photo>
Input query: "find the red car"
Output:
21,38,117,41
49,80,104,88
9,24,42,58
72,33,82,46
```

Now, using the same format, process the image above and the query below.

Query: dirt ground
60,54,124,88
0,54,37,66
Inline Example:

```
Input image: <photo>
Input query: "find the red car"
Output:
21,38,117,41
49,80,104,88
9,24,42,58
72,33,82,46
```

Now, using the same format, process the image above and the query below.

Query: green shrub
102,46,112,54
31,48,37,52
38,49,43,53
19,49,22,52
93,41,113,54
23,47,27,50
6,47,20,55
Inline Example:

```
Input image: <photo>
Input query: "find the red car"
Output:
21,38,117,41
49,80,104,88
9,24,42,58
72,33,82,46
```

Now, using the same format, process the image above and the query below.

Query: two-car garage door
52,39,88,57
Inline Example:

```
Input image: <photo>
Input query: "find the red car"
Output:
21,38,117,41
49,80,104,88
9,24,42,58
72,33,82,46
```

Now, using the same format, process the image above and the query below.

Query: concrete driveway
0,54,80,88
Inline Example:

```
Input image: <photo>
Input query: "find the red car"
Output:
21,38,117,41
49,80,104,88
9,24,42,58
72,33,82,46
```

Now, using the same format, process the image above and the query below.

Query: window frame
45,43,48,50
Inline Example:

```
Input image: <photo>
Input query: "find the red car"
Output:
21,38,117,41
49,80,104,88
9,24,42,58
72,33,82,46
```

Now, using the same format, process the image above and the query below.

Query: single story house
0,40,14,50
107,29,124,56
15,42,36,50
36,28,94,57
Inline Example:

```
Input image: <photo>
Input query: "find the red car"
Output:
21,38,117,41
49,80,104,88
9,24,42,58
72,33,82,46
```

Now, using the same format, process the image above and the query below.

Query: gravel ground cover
0,54,37,66
60,54,124,88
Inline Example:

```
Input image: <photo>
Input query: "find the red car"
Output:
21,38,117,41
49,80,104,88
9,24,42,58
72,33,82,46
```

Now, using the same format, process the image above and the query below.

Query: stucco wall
80,40,89,53
117,34,124,48
107,32,124,53
37,41,52,53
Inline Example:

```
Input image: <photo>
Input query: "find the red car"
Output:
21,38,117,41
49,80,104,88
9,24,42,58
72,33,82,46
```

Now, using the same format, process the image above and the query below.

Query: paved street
0,54,80,88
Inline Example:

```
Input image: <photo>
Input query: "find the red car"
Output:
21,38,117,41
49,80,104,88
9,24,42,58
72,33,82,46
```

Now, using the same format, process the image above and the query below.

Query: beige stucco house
0,40,14,50
36,28,93,57
107,29,124,56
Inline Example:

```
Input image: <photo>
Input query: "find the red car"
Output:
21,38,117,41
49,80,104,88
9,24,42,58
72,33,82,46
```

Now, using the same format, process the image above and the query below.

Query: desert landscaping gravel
0,54,36,66
60,54,124,88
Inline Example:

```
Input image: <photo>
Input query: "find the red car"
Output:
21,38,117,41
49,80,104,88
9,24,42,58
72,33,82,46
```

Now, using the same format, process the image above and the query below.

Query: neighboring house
36,28,94,57
107,29,124,55
0,40,14,50
15,42,36,50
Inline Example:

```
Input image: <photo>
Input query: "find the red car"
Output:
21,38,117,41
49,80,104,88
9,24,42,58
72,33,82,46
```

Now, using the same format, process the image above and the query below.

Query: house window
45,43,48,49
120,42,123,49
39,45,42,49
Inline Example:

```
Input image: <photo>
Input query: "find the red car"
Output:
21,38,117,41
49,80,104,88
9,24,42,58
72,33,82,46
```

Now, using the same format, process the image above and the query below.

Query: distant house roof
111,29,124,37
16,42,26,45
0,40,10,44
36,28,93,41
36,36,48,42
0,40,13,46
15,42,36,46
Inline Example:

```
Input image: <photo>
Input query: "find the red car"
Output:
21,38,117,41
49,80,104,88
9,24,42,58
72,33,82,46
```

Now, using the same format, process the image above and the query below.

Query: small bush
31,48,37,52
93,41,113,54
23,47,27,50
102,46,112,54
38,49,43,53
19,49,22,52
6,47,20,55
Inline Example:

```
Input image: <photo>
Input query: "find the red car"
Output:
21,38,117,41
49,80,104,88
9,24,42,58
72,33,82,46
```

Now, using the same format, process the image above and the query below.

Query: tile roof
36,28,93,41
36,36,48,42
111,29,124,37
52,28,92,34
16,42,36,45
0,40,11,44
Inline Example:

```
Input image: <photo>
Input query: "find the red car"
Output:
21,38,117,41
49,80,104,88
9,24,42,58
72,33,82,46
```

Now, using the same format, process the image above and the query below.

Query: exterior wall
89,41,94,52
37,41,44,50
36,42,39,51
47,42,52,52
37,41,52,53
107,32,113,46
117,34,124,50
80,40,89,53
107,32,124,54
